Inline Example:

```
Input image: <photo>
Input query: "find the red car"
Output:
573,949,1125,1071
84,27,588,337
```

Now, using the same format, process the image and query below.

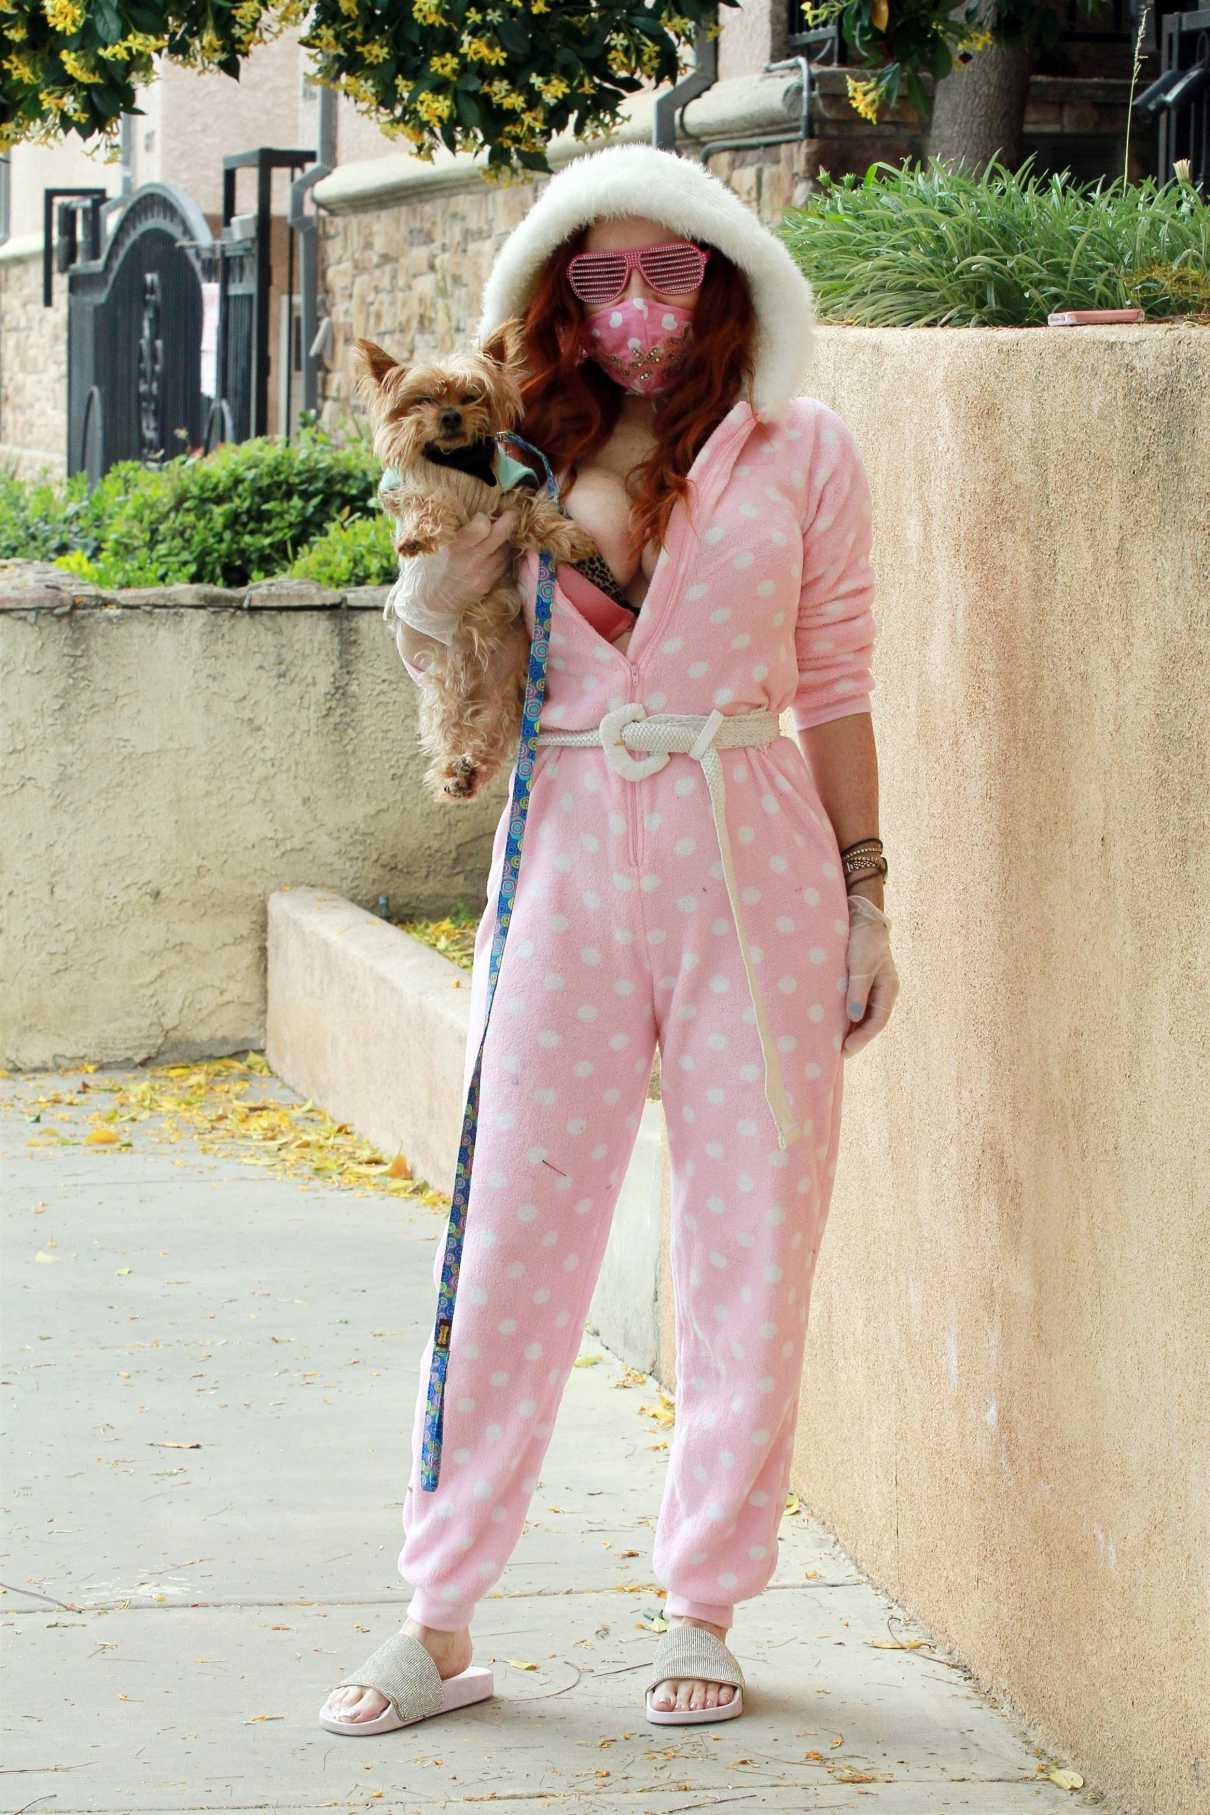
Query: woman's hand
395,506,523,631
842,892,900,1057
438,506,523,607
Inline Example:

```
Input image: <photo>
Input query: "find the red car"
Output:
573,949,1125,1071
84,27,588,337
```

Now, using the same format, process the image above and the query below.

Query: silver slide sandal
318,1628,494,1736
645,1623,746,1724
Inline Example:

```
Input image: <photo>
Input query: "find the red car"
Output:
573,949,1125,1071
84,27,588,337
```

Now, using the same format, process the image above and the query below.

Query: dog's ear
479,315,528,373
354,339,399,392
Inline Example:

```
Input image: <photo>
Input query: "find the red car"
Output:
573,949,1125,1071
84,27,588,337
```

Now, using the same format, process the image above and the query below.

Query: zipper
625,658,640,867
621,402,754,672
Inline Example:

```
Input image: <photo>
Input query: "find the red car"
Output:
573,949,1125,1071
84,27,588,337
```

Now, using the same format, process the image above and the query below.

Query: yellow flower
43,0,84,30
430,51,460,76
5,50,39,83
98,30,168,60
359,37,389,63
413,0,447,23
844,73,882,123
460,33,506,63
414,89,453,123
60,46,103,81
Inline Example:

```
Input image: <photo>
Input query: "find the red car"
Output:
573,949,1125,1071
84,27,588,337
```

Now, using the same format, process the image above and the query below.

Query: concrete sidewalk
1,1063,1100,1814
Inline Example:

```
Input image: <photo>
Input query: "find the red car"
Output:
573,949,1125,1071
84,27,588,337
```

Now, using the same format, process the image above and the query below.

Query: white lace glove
382,507,521,644
842,892,900,1057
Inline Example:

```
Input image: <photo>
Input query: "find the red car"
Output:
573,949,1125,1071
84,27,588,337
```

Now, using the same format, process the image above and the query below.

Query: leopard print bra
552,498,640,618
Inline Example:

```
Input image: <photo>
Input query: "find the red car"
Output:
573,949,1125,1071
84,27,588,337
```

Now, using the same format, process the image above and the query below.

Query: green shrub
778,155,1210,328
53,549,102,581
89,430,382,587
0,429,383,588
0,468,97,561
289,510,397,587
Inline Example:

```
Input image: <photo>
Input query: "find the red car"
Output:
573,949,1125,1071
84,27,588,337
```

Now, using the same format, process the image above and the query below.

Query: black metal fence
53,144,314,485
63,183,212,483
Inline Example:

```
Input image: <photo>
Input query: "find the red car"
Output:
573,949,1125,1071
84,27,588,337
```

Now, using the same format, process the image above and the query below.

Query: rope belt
535,701,801,1156
417,430,800,1497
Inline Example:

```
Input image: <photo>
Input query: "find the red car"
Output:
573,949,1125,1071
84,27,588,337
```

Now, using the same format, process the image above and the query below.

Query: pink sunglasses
567,240,712,306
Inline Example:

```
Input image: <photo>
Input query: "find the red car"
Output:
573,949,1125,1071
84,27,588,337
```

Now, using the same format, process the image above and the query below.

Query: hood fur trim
476,144,815,422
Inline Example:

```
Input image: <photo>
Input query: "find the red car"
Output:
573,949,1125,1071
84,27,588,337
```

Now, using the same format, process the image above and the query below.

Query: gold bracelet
841,850,888,884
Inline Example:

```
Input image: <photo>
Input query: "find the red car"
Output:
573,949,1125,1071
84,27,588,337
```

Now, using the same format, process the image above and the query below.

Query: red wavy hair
514,223,756,561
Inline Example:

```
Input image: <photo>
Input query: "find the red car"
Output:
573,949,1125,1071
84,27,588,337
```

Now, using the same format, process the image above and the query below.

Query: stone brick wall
314,76,921,436
0,244,68,478
313,64,1142,425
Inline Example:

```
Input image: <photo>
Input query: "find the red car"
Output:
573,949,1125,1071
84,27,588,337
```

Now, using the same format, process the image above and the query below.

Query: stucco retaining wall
264,883,668,1375
722,321,1203,1815
0,563,513,1070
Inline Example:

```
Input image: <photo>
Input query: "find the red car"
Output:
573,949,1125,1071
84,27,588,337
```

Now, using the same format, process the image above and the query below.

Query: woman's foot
648,1615,737,1714
320,1618,473,1725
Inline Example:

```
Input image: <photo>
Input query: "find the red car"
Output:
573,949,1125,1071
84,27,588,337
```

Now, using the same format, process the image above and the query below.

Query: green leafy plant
0,467,97,560
778,154,1210,327
92,430,380,588
0,429,384,588
0,0,307,154
0,0,740,178
53,547,101,580
801,0,1106,131
289,510,397,588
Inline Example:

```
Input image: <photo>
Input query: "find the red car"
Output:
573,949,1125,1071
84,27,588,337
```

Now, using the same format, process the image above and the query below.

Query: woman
320,142,900,1736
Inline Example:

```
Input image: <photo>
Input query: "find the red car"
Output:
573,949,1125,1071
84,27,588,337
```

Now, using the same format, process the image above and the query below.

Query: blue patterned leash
419,430,559,1493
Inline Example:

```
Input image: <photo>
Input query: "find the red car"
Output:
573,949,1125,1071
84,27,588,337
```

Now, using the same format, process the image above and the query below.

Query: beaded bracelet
841,836,888,885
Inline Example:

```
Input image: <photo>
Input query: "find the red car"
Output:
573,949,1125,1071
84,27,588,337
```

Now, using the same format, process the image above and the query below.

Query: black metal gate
58,144,316,484
64,183,215,484
207,147,314,449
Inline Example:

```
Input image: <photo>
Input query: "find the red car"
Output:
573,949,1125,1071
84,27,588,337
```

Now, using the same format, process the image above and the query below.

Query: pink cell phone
1046,308,1146,326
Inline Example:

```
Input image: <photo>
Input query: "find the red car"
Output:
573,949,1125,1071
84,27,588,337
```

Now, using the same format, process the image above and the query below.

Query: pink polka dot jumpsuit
388,391,878,1633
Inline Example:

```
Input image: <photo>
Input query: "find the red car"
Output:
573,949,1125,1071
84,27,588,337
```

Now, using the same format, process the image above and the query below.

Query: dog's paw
440,754,480,800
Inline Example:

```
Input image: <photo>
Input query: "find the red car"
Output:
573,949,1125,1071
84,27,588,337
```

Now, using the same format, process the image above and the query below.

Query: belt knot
534,699,800,1152
598,701,667,780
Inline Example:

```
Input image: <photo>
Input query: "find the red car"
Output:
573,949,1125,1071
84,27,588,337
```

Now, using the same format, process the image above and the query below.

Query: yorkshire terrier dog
354,317,596,803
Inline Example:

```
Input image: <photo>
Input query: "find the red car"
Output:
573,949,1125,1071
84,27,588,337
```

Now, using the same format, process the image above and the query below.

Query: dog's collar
422,435,499,487
379,441,542,498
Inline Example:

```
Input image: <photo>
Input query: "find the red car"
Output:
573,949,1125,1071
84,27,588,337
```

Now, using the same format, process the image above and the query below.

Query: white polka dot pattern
396,395,862,1637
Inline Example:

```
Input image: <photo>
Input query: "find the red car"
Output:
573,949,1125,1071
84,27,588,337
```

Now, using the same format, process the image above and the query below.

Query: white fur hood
476,143,816,422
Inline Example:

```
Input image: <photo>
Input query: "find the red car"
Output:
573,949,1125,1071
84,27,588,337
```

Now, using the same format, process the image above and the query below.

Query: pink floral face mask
576,294,695,396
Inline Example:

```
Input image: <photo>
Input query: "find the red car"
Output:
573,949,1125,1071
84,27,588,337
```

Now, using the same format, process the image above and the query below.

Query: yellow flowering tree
1,0,742,178
802,0,1107,143
0,0,314,150
299,0,741,180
